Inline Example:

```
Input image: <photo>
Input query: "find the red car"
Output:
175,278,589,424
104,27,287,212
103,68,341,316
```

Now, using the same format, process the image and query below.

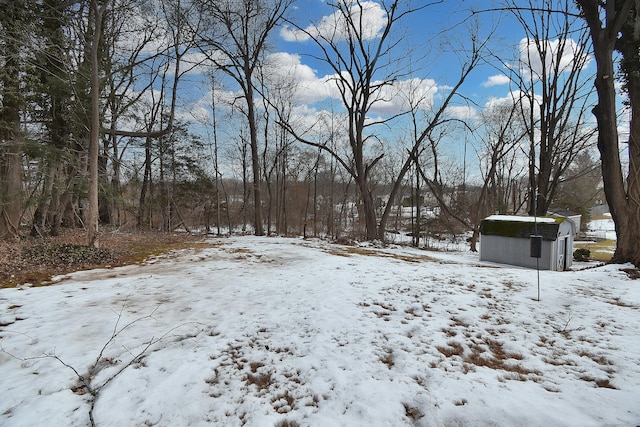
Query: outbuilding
479,215,575,271
548,208,582,236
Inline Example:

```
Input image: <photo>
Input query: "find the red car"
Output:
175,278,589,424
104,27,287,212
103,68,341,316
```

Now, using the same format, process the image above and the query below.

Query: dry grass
580,375,618,389
606,296,638,308
441,327,458,337
323,245,436,262
576,350,613,366
250,362,264,373
403,402,425,421
379,348,395,368
437,333,540,380
0,228,209,288
573,239,616,262
246,372,272,390
594,378,617,389
449,316,471,329
274,420,301,427
372,302,396,312
404,307,422,318
229,247,252,254
271,391,296,413
436,341,465,357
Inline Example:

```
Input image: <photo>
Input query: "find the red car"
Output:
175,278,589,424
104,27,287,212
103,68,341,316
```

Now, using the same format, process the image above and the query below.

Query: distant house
590,202,609,217
479,215,575,271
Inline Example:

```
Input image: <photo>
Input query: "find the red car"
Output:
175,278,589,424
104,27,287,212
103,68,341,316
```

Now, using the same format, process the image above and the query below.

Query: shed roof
480,215,566,241
548,208,581,218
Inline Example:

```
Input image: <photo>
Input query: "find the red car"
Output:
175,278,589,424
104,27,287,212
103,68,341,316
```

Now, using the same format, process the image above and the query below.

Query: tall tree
279,0,422,240
86,0,110,246
575,0,640,266
99,0,165,226
379,43,483,242
124,0,200,228
84,0,188,243
506,0,595,215
467,100,528,251
196,0,295,236
30,0,76,237
0,0,30,239
552,151,601,228
278,1,485,241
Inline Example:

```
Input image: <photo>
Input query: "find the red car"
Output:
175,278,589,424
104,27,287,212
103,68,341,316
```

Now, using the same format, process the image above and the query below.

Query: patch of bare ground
620,268,640,280
436,334,542,381
0,227,208,288
321,245,436,262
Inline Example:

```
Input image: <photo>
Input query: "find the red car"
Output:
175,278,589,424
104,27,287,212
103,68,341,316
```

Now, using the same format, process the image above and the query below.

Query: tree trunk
0,144,22,240
577,0,640,265
246,86,265,236
355,174,378,240
241,139,248,232
138,135,153,227
98,148,111,225
86,0,108,247
0,2,24,240
614,4,640,265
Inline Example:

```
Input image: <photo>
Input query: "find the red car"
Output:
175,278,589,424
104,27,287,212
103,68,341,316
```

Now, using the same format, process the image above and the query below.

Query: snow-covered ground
1,236,639,427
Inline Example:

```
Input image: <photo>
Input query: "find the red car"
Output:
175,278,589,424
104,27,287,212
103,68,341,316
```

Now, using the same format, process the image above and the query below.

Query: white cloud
483,74,510,87
263,52,338,104
262,53,441,119
484,92,518,110
180,103,209,124
517,37,591,80
481,90,544,126
369,77,438,116
114,4,187,58
281,1,387,42
170,51,220,76
447,105,479,120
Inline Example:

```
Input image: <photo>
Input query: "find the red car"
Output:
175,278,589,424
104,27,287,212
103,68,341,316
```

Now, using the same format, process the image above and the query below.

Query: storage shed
548,208,582,236
479,215,574,271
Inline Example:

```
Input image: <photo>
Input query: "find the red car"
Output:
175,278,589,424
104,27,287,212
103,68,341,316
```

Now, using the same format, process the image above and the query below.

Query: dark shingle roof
479,217,563,241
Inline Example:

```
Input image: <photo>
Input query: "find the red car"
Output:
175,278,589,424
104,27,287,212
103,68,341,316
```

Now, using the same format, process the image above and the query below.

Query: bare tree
84,0,193,244
279,0,441,240
99,0,172,226
85,0,111,246
257,57,294,235
195,0,295,236
553,151,602,228
505,0,595,216
28,0,77,237
467,100,528,251
378,37,485,242
575,0,640,266
0,0,191,242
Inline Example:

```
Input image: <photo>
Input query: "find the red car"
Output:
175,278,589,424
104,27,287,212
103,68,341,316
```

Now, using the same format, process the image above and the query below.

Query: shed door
557,237,566,271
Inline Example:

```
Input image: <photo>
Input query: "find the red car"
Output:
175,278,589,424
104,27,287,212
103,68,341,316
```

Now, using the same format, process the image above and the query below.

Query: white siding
479,235,553,270
479,215,574,271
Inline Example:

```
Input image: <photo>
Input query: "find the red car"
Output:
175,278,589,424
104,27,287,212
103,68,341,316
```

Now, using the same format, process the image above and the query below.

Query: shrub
22,243,116,267
573,248,590,262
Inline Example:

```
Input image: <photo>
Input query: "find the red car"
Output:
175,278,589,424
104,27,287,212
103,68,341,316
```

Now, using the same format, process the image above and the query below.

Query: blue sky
175,0,592,120
173,0,604,178
270,0,528,113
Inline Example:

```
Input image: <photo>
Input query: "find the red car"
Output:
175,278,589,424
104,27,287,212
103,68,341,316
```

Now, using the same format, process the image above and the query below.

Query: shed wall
479,235,553,270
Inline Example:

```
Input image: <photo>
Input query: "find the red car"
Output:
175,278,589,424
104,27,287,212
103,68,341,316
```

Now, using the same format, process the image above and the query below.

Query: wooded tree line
0,0,638,265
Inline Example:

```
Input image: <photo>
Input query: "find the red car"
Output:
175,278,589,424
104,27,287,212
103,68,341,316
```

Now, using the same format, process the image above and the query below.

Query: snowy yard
1,236,639,426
